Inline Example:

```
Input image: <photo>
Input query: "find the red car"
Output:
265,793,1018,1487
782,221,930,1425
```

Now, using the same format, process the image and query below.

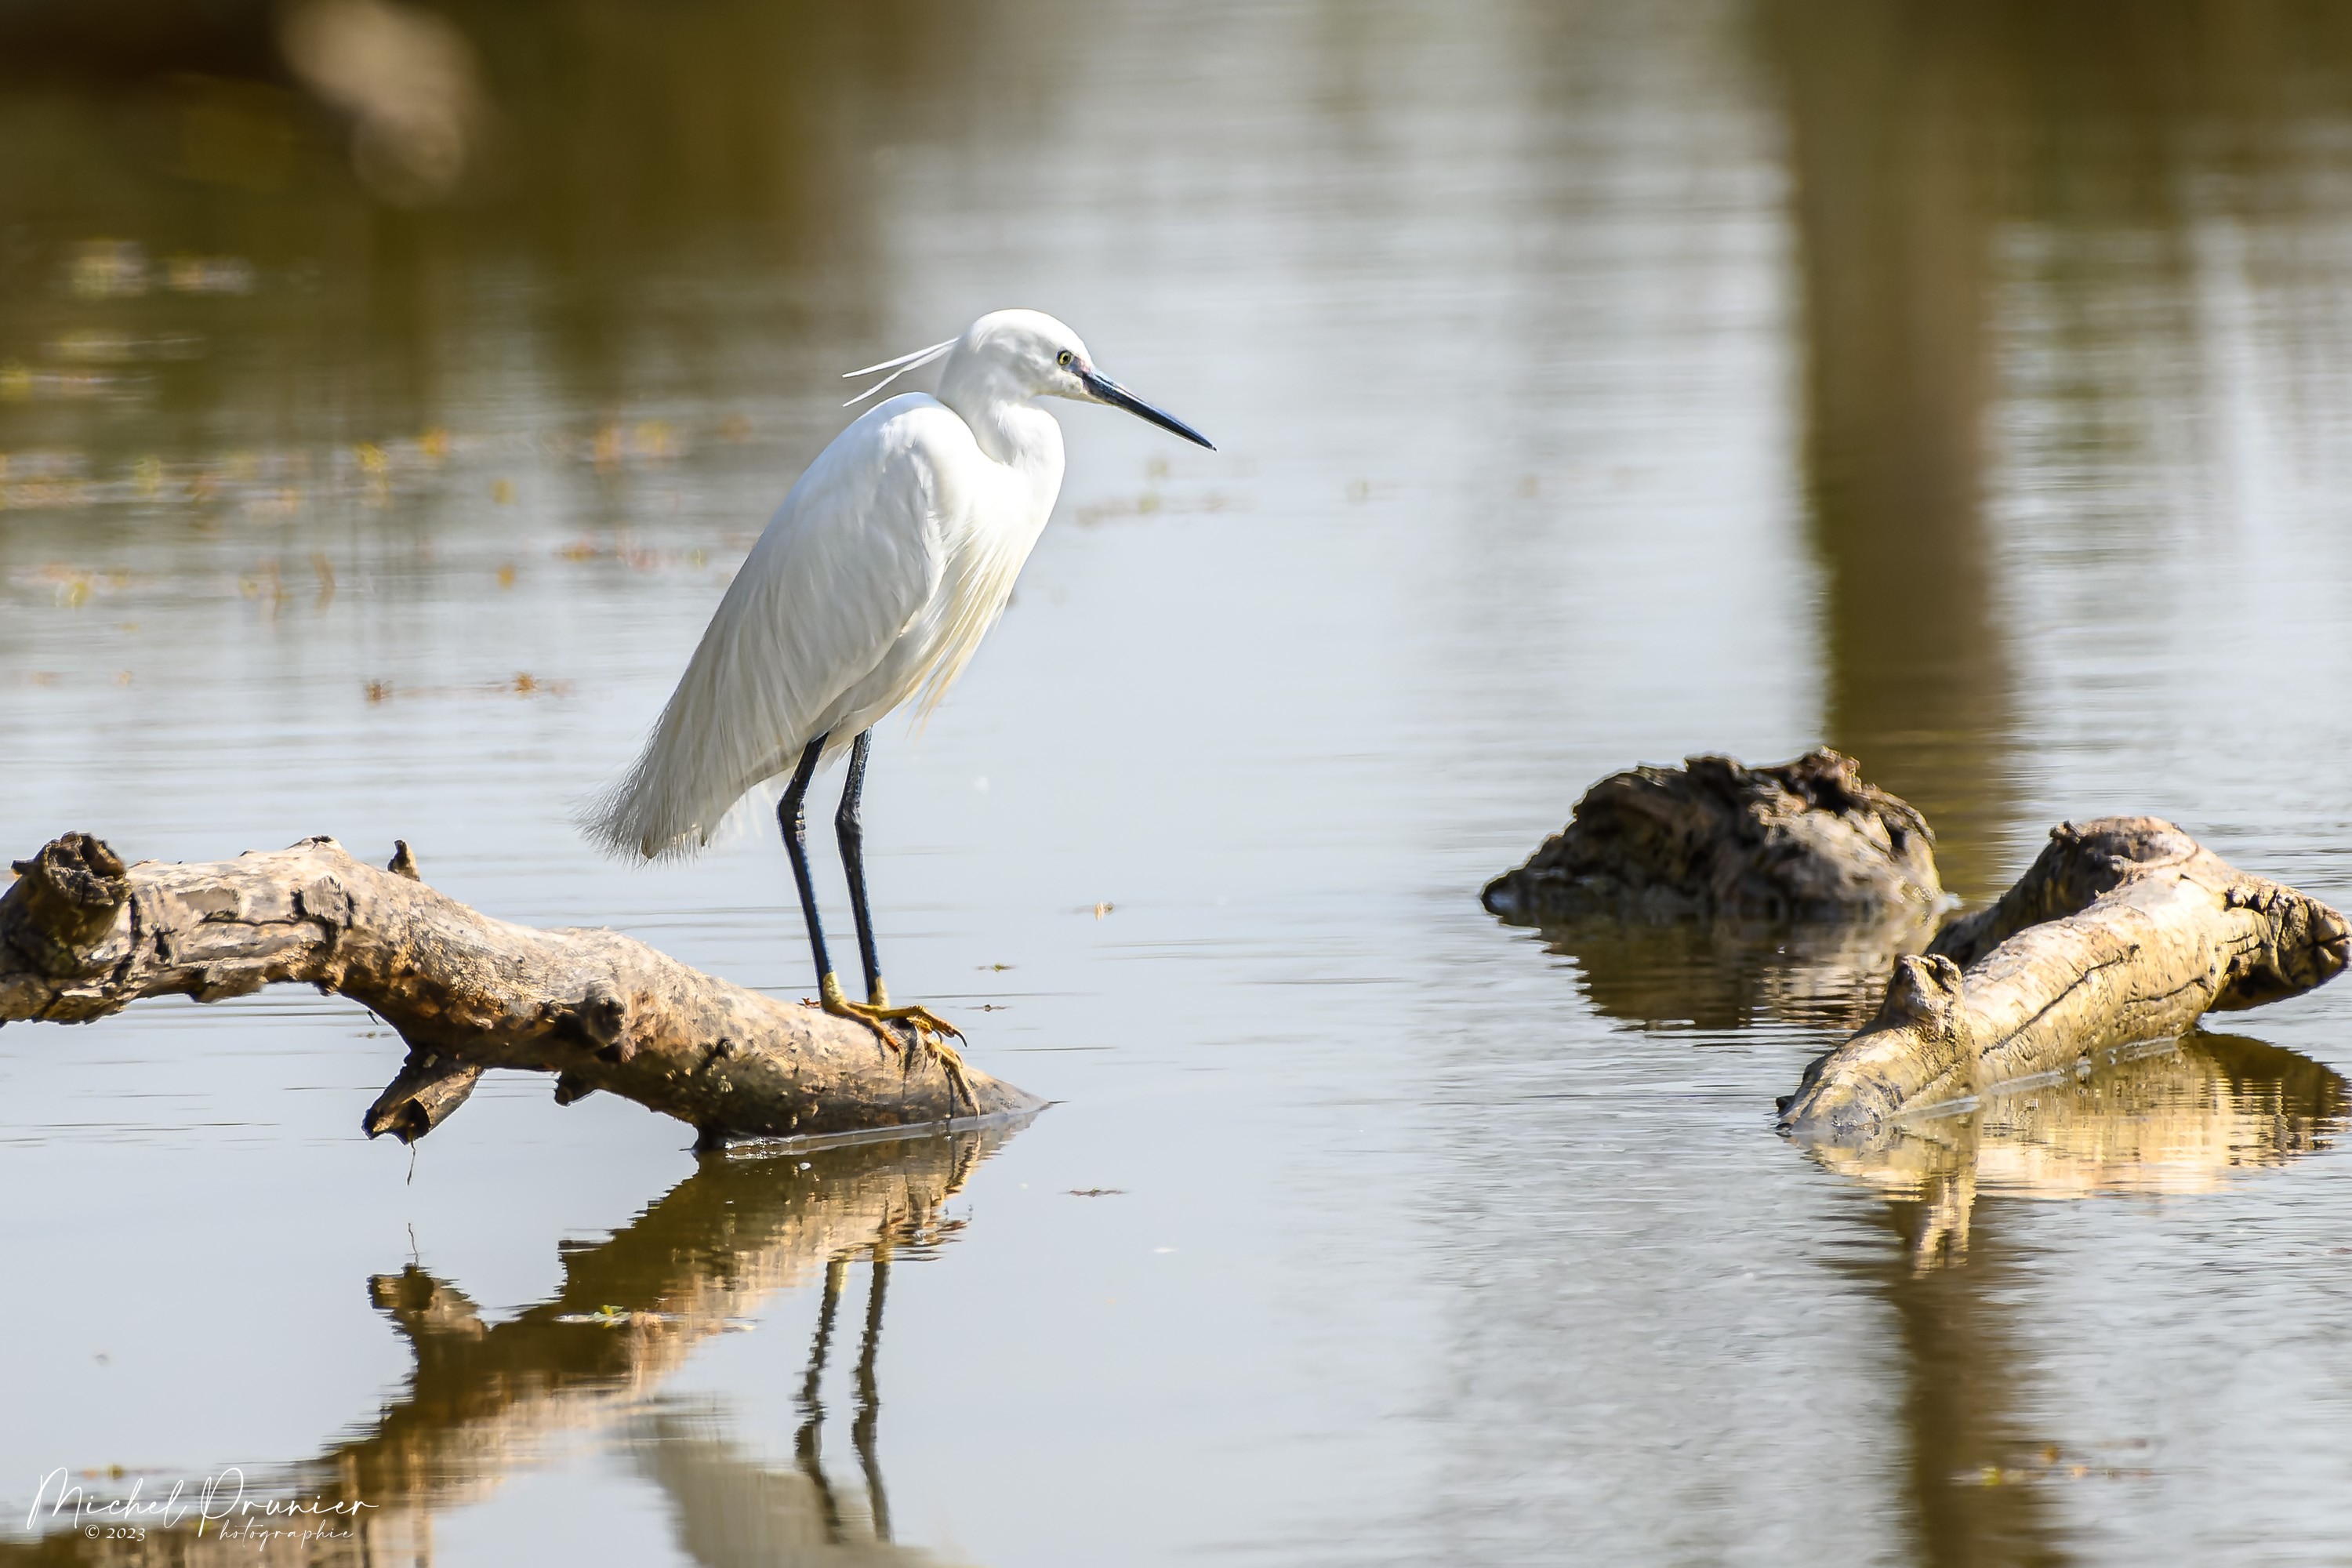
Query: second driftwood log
1779,817,2350,1142
0,833,1041,1148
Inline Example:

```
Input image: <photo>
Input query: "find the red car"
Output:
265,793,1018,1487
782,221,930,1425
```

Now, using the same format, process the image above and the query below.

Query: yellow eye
1057,350,1073,367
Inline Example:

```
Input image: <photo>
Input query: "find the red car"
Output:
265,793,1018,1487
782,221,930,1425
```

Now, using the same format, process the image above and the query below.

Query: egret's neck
938,370,1065,505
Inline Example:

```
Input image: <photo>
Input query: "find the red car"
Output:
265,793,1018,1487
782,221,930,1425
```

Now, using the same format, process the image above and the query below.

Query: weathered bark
1482,747,1942,923
363,1054,483,1141
0,833,1044,1145
1780,818,2350,1142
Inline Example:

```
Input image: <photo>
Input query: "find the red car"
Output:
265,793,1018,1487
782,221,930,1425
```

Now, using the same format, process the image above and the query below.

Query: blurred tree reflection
1763,1,2010,902
0,0,996,458
1761,0,2352,899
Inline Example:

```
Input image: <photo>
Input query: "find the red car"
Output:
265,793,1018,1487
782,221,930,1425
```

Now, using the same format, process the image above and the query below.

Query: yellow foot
818,974,977,1114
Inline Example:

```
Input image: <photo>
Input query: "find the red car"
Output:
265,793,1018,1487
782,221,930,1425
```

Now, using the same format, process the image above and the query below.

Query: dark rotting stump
1483,747,1942,924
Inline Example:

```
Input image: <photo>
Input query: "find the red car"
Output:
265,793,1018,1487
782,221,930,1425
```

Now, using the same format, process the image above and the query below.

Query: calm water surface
5,2,2352,1563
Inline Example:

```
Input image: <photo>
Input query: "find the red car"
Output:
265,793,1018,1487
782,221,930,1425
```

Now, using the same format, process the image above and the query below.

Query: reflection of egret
0,1123,1022,1567
586,310,1213,1095
635,1241,931,1564
780,1247,898,1547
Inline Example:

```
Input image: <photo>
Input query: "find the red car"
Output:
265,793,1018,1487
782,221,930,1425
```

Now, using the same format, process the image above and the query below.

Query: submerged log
0,833,1043,1146
1780,818,2350,1142
1482,747,1942,923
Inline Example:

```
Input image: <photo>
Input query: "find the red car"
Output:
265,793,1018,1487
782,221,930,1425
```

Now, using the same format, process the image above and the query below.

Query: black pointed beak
1079,365,1215,450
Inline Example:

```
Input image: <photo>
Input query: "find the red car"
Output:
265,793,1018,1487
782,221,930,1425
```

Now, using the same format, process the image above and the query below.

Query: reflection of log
1482,749,1942,923
0,833,1043,1144
2,1122,1018,1566
1781,819,2350,1142
1811,1032,2345,1270
1519,910,1936,1033
336,1130,997,1546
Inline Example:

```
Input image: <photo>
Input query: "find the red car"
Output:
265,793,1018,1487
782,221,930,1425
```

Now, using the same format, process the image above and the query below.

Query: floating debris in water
0,362,132,403
238,561,290,604
64,241,150,299
0,409,768,528
551,534,673,572
360,673,572,702
12,563,132,605
162,254,258,296
45,330,205,365
1072,489,1239,527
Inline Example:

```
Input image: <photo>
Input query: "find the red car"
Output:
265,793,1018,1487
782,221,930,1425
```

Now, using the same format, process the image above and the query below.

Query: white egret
586,309,1214,1105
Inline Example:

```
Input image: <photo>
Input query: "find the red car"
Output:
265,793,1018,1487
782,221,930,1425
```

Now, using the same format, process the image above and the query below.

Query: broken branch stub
0,833,1043,1146
1780,817,2350,1142
1482,747,1942,923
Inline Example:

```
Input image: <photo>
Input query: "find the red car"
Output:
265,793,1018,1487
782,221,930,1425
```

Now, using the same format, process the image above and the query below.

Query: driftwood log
0,833,1043,1146
1780,818,2350,1142
1482,748,1942,923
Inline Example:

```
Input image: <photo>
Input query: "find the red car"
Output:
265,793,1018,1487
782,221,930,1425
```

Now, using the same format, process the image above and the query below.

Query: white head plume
841,337,957,406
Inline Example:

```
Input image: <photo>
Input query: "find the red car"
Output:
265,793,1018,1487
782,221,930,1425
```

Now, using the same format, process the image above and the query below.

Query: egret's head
933,309,1216,449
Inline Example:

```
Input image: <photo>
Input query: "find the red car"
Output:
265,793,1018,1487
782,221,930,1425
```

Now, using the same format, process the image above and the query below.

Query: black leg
794,1254,848,1542
835,729,884,1003
808,735,970,1111
778,735,834,989
852,1240,894,1543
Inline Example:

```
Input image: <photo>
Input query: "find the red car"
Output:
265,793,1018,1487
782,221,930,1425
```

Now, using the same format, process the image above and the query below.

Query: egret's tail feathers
580,750,788,863
579,746,701,863
579,673,795,864
842,336,956,407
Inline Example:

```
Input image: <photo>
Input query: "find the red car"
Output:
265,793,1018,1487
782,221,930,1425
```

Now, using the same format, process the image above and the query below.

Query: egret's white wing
586,398,958,859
